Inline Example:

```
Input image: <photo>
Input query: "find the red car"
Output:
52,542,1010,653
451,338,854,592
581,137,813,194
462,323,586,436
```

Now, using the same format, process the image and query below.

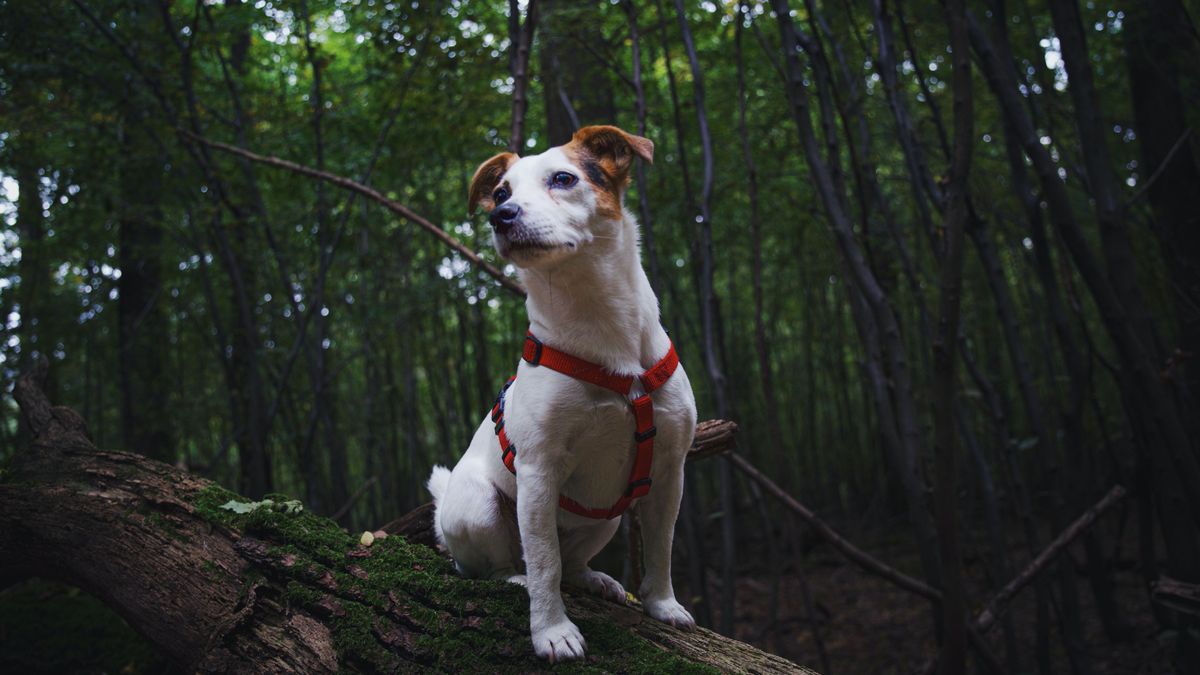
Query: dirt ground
690,523,1179,674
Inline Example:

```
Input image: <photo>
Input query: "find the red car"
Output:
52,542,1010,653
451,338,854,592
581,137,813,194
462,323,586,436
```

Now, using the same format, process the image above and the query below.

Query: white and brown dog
426,126,697,662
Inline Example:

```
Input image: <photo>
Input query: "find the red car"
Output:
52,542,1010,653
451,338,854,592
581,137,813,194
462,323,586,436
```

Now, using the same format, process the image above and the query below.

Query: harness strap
522,333,634,395
494,332,679,520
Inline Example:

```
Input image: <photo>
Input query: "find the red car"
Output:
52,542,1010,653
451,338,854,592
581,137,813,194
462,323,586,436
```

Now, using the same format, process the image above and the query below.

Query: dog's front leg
516,466,587,661
636,462,696,629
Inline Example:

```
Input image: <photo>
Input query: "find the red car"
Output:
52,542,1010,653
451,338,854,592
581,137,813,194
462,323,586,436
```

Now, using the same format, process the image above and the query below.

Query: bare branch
181,131,526,298
974,484,1128,634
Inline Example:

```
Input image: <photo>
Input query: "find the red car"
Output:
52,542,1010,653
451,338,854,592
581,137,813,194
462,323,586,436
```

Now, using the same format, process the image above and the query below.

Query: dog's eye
550,172,578,188
493,187,510,203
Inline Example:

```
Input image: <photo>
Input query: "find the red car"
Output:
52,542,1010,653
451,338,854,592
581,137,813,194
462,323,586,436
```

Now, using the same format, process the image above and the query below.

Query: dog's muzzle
489,203,521,235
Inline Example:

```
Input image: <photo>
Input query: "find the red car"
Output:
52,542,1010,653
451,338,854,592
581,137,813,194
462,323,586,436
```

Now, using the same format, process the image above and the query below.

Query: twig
919,483,1128,674
1151,576,1200,618
726,451,940,600
179,130,526,298
973,483,1128,633
1128,128,1193,205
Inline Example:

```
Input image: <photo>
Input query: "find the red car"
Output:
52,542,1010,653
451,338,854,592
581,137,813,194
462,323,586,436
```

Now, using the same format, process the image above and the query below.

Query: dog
426,125,698,662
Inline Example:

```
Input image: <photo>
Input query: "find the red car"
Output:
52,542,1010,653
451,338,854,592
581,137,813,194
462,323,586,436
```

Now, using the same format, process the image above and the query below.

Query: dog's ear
468,152,518,214
569,126,654,185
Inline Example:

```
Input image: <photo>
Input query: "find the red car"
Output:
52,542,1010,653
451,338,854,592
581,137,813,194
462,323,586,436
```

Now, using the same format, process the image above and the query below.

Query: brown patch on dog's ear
563,126,654,220
568,126,654,185
468,152,517,214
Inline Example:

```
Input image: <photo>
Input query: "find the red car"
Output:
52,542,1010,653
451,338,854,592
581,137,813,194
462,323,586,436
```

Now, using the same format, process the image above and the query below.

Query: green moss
561,617,718,674
192,483,246,528
0,580,170,674
190,485,719,673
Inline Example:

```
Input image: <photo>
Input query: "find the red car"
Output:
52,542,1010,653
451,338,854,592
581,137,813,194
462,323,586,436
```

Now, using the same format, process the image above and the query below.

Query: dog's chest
505,372,695,507
561,396,691,504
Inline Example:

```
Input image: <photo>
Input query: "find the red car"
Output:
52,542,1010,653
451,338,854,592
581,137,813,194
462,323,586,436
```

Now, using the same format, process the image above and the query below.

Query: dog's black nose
489,203,521,234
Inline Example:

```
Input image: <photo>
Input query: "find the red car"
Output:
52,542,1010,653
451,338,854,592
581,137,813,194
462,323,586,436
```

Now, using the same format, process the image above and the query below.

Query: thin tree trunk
1048,0,1168,376
622,0,664,295
116,94,173,464
300,0,349,519
650,0,708,629
672,0,736,637
931,0,971,669
735,1,786,492
507,0,538,153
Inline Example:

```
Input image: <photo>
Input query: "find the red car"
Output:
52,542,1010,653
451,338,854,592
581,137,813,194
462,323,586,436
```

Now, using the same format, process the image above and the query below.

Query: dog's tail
427,465,452,505
427,465,453,551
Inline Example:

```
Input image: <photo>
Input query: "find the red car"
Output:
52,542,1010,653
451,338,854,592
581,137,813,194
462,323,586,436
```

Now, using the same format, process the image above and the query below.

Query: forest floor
710,517,1178,675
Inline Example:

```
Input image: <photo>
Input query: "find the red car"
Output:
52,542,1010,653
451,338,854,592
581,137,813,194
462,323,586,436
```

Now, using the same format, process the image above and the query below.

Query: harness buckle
525,334,544,365
626,477,653,497
634,425,657,443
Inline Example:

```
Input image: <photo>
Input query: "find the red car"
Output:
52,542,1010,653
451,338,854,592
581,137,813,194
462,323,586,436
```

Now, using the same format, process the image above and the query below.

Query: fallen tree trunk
1,365,805,674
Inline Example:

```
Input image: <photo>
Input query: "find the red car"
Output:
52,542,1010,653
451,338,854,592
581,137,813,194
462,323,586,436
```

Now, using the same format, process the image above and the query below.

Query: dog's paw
568,569,627,604
531,620,587,662
644,597,696,630
504,573,527,587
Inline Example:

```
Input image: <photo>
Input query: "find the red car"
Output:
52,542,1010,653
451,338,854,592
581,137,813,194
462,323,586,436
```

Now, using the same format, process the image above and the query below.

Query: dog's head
468,125,654,268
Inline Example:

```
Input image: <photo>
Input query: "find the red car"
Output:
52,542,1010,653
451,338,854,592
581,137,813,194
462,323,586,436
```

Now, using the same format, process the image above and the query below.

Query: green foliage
0,0,1176,550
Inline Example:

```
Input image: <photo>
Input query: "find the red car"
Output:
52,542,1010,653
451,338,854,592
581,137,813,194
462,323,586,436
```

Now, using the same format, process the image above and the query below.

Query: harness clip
525,334,544,365
626,477,653,497
634,425,657,443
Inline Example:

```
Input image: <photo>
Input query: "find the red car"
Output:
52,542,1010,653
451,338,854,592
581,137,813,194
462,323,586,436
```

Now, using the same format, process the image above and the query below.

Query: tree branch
179,130,526,298
973,484,1128,634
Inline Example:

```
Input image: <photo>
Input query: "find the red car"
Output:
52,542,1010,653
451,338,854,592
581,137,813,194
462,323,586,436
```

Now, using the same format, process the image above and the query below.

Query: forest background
2,0,1199,673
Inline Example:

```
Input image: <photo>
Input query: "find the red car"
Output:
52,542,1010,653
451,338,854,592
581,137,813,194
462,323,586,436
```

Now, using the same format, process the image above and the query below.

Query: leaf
219,498,285,515
219,500,256,514
1016,437,1040,451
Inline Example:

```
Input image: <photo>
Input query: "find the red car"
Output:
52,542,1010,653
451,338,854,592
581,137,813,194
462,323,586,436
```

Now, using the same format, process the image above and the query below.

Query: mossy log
1,365,810,674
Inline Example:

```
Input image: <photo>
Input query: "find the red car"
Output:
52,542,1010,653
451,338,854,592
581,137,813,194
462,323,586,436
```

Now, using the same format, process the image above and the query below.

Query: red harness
490,332,680,520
